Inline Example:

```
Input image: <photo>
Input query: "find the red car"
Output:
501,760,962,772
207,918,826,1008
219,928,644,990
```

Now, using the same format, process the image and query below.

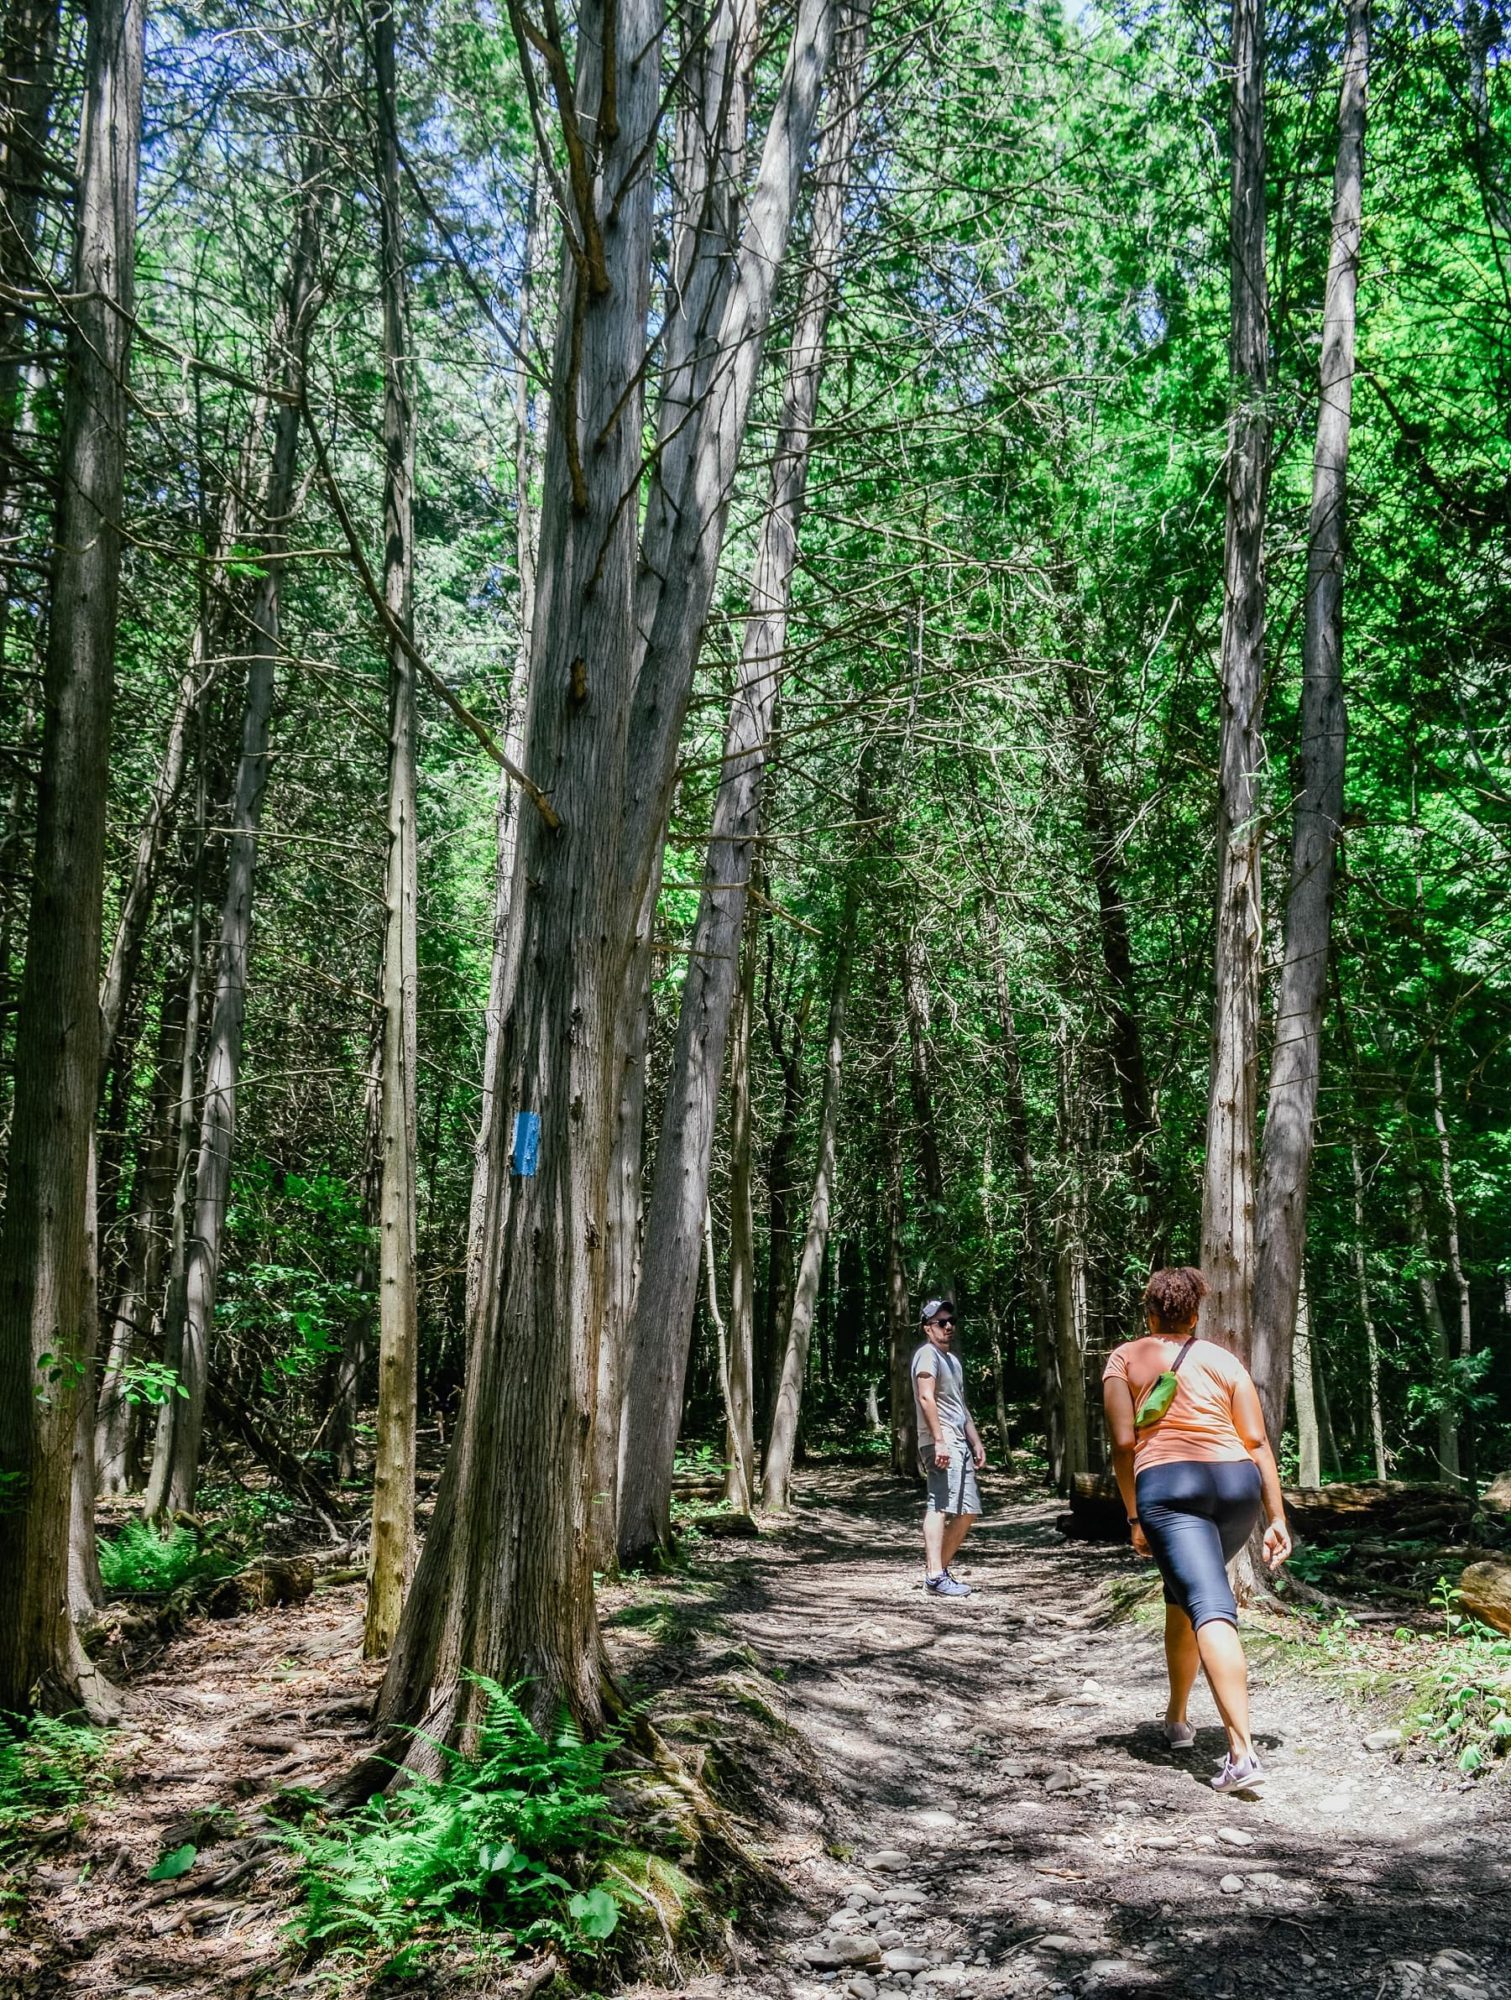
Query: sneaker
1210,1751,1265,1794
926,1572,971,1597
1163,1718,1197,1751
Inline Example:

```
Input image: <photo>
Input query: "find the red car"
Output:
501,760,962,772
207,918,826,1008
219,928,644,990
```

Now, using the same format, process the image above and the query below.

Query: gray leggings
1135,1458,1263,1629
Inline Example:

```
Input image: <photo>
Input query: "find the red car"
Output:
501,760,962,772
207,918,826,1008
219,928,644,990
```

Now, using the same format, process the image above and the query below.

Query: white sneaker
1210,1751,1265,1794
1163,1718,1197,1751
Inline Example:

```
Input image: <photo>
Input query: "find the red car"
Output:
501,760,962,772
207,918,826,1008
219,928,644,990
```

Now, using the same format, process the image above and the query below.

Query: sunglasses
934,1316,955,1328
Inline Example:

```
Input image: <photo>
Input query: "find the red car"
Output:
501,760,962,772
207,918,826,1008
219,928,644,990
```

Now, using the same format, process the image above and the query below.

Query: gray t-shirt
912,1341,969,1447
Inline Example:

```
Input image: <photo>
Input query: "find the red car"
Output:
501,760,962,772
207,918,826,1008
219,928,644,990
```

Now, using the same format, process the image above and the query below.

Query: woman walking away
1102,1267,1292,1795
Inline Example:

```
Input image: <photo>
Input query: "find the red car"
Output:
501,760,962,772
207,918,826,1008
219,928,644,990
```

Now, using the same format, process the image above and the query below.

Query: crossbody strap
1170,1334,1197,1373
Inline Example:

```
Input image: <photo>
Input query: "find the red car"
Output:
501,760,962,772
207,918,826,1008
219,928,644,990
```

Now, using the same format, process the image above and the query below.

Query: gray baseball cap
919,1297,955,1325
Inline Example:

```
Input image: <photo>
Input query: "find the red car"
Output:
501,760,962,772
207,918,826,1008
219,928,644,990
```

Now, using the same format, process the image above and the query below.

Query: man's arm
915,1372,950,1468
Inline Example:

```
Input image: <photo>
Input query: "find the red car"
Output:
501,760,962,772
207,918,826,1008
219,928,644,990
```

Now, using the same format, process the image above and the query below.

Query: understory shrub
97,1519,237,1595
1412,1584,1511,1775
282,1675,631,1973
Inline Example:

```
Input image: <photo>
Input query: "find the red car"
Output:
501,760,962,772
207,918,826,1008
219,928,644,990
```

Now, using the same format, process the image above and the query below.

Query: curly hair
1141,1265,1208,1333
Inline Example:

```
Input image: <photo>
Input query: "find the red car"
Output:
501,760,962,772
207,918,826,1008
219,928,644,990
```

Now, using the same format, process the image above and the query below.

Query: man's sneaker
1210,1750,1265,1794
1163,1718,1197,1751
926,1572,971,1597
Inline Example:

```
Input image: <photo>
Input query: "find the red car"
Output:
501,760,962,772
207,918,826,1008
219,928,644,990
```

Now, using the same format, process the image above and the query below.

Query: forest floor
5,1463,1509,2000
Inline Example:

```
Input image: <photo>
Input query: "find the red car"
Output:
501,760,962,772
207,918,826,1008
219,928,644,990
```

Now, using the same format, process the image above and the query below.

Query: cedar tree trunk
1200,0,1271,1362
0,0,143,1717
1249,0,1368,1437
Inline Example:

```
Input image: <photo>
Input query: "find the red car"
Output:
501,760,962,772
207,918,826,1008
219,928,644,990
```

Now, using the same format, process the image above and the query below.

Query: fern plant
1,1714,113,1906
282,1675,630,1972
97,1520,236,1595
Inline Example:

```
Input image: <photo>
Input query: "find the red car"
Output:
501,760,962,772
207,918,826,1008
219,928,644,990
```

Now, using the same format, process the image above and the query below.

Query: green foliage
281,1676,632,1972
0,1715,113,1899
96,1520,237,1596
147,1842,198,1882
222,1166,372,1395
117,1360,187,1408
1411,1581,1511,1776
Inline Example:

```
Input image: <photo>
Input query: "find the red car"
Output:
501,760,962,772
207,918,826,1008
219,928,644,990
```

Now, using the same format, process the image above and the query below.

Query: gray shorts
923,1438,981,1518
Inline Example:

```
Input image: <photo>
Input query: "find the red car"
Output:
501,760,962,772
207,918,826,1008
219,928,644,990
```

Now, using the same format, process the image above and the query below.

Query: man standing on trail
912,1298,985,1596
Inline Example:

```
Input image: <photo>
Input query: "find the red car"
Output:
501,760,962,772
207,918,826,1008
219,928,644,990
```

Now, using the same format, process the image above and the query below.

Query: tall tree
147,114,332,1517
764,876,860,1510
365,0,421,1660
368,0,840,1756
980,895,1061,1476
1249,0,1369,1437
370,0,669,1754
616,0,871,1563
0,0,144,1715
1199,0,1271,1361
723,903,760,1512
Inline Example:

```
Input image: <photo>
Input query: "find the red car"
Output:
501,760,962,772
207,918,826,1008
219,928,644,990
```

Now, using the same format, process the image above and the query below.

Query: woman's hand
1130,1521,1151,1560
1263,1515,1292,1570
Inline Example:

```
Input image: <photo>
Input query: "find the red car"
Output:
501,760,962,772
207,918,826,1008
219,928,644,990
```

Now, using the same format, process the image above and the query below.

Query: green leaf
147,1842,197,1881
568,1886,619,1939
1458,1745,1483,1774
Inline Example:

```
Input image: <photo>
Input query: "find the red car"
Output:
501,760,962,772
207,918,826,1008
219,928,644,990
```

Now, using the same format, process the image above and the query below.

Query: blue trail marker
511,1110,541,1177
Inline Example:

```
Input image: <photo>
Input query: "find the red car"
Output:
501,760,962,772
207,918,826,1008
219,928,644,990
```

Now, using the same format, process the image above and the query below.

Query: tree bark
761,965,810,1427
1200,0,1271,1364
0,0,61,667
144,827,206,1520
981,896,1061,1478
1430,1048,1475,1495
900,927,950,1295
150,144,329,1518
764,880,859,1511
0,0,143,1717
1057,574,1162,1254
596,876,657,1570
615,0,869,1563
1407,1175,1459,1484
1249,0,1368,1439
618,0,839,913
464,164,549,1326
1292,1271,1321,1488
366,0,420,1660
723,902,758,1512
1350,1140,1387,1479
95,971,186,1494
882,1035,917,1477
1052,1024,1090,1489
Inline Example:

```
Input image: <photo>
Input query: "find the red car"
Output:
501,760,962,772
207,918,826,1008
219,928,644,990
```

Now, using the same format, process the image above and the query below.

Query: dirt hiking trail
637,1467,1510,2000
7,1467,1509,2000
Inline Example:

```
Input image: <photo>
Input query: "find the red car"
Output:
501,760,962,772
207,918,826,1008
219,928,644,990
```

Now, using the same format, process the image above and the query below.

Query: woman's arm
1101,1372,1149,1557
1231,1374,1293,1568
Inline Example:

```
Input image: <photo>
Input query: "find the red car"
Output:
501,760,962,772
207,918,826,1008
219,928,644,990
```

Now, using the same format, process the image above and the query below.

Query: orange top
1102,1336,1254,1469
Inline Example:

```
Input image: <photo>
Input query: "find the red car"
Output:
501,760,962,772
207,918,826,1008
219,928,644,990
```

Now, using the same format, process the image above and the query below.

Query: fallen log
1060,1473,1478,1545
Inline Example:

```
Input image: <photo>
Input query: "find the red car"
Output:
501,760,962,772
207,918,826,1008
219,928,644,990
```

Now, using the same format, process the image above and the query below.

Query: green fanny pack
1133,1335,1196,1429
